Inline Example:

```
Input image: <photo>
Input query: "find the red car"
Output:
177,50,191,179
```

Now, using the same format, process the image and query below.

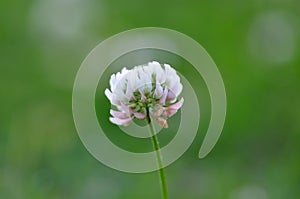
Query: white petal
158,87,168,105
104,89,112,101
153,84,163,99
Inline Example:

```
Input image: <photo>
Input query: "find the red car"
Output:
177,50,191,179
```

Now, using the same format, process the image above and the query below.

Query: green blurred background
1,0,300,198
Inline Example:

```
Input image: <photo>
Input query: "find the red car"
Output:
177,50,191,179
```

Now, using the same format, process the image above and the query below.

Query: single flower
105,61,184,128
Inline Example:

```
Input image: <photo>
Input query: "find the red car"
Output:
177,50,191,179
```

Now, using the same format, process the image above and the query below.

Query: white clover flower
105,61,184,128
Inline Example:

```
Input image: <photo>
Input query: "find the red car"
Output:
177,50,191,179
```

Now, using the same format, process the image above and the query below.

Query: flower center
128,87,160,113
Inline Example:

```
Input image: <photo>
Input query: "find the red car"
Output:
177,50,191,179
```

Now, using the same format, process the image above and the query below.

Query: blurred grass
1,0,300,198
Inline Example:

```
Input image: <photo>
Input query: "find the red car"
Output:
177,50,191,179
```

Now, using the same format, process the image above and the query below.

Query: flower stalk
146,107,169,199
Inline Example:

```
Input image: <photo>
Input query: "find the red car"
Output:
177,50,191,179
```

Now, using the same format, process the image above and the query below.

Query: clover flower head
105,61,184,128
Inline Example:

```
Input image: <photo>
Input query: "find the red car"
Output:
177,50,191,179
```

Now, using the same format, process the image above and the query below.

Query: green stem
146,108,169,199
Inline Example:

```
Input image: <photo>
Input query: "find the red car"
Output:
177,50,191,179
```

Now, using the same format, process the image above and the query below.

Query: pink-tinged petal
109,117,132,126
160,98,184,118
164,108,177,118
152,107,164,118
158,88,168,105
156,117,168,128
168,98,184,110
110,110,129,119
104,89,112,101
118,103,133,115
134,112,146,119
